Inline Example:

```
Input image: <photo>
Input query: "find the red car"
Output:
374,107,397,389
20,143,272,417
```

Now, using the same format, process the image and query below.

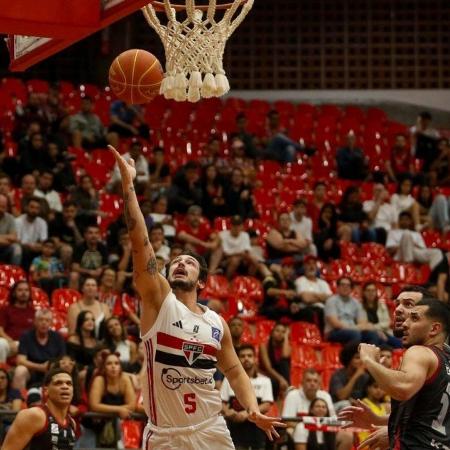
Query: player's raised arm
109,146,170,318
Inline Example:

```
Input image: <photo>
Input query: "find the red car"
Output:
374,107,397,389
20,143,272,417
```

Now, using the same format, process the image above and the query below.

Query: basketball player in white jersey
108,146,285,450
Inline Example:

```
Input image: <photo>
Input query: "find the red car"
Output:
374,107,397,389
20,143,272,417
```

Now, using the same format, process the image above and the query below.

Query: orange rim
151,0,247,12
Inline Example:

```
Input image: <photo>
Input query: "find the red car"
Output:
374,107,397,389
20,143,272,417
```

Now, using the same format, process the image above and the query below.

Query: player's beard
169,279,197,292
393,326,404,338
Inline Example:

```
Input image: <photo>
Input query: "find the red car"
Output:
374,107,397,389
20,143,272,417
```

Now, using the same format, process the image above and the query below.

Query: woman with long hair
67,310,99,368
361,282,402,349
201,164,226,220
103,316,138,372
390,176,420,229
259,323,291,400
313,203,342,261
294,398,336,450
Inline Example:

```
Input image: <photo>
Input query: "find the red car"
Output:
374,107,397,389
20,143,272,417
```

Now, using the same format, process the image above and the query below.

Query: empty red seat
0,286,9,307
0,265,27,288
51,288,82,313
320,344,343,369
291,344,319,368
291,321,322,346
201,275,231,301
255,320,276,344
26,79,49,94
31,287,50,309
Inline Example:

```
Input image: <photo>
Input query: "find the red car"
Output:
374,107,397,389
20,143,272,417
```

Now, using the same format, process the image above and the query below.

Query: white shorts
142,415,235,450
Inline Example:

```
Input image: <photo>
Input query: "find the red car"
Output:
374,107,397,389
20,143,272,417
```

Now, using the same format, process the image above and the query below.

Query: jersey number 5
184,393,196,414
432,383,450,435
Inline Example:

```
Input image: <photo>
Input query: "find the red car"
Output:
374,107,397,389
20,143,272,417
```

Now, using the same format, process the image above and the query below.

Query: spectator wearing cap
176,205,219,257
209,215,270,279
324,277,384,345
169,161,203,214
292,255,332,330
289,199,316,256
108,141,149,195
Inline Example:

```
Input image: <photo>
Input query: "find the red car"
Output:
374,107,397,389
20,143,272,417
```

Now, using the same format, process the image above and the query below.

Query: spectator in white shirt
0,194,20,265
292,255,332,329
390,177,421,230
15,197,48,269
363,184,397,245
290,199,317,256
386,211,443,269
108,141,149,194
34,170,62,220
209,215,269,279
283,368,352,450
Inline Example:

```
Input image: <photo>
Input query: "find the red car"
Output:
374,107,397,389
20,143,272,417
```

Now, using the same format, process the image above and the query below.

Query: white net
142,0,254,102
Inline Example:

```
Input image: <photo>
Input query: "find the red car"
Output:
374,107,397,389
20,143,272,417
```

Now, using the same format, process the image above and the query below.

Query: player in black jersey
358,298,450,449
2,367,77,450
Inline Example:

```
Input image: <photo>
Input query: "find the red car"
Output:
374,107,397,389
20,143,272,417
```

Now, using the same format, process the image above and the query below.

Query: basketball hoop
142,0,254,102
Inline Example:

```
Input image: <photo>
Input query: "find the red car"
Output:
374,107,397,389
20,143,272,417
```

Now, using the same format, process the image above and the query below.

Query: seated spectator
69,174,104,229
18,132,52,179
363,184,397,244
336,131,369,180
329,341,369,411
200,136,230,175
201,164,226,220
67,277,111,338
70,225,108,289
149,195,175,239
221,344,274,450
233,112,257,158
176,205,219,257
46,141,76,192
429,252,450,302
13,308,65,389
67,310,99,369
98,267,121,313
293,255,332,330
260,261,299,321
429,138,450,187
34,170,62,221
17,174,44,216
361,282,402,348
0,281,35,363
289,199,316,256
223,167,255,218
324,277,383,345
313,203,342,261
108,141,149,195
169,161,203,214
209,215,268,279
103,316,138,371
15,196,48,269
259,323,291,399
147,146,171,192
266,212,309,264
357,376,389,444
69,96,112,150
0,193,20,265
114,231,134,293
292,398,337,450
308,181,327,230
228,316,245,352
385,134,414,183
386,211,443,269
229,137,257,181
48,200,84,270
108,100,149,142
339,186,376,244
416,184,450,232
390,176,421,230
88,352,136,447
0,175,19,216
29,239,67,295
410,111,440,172
149,223,170,263
0,368,22,411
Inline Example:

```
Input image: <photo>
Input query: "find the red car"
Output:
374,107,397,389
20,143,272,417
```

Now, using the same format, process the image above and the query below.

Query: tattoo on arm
224,363,240,374
146,257,158,275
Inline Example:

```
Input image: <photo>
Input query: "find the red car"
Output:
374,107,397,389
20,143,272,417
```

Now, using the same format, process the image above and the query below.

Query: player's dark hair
417,298,450,337
180,250,208,283
43,367,71,386
399,285,434,301
237,344,255,356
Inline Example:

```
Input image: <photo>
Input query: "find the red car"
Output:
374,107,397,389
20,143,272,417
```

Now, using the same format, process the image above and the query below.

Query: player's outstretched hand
248,411,286,441
108,145,136,184
337,399,381,430
357,425,389,449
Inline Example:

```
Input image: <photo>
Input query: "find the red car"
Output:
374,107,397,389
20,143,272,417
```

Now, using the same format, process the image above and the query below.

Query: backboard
6,0,153,72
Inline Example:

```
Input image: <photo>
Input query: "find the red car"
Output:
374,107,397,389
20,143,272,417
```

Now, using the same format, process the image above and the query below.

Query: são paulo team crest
182,342,204,365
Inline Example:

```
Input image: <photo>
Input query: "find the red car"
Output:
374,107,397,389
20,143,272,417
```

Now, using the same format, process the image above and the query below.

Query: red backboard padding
0,1,101,38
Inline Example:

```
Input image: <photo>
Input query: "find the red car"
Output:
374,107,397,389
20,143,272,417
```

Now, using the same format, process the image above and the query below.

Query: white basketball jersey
141,290,224,427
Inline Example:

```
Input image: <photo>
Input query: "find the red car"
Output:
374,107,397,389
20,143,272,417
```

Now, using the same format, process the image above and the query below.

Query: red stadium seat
291,322,322,346
254,320,276,344
201,275,231,301
213,217,231,232
0,286,9,307
291,344,319,368
26,79,49,93
51,288,82,313
320,344,343,370
31,287,50,309
0,265,27,288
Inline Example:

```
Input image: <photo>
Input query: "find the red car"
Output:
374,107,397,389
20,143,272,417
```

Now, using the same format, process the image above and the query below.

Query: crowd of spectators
0,80,448,448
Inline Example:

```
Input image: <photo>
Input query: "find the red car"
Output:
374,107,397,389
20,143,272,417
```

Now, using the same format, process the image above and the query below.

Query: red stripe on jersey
157,332,217,356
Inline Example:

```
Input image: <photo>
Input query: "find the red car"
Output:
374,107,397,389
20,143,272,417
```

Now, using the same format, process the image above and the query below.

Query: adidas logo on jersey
172,320,183,329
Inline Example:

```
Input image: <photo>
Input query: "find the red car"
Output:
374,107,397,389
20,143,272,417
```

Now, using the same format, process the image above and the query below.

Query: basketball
108,49,164,104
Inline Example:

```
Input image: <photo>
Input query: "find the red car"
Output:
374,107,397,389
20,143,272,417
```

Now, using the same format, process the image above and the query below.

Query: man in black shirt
2,367,77,450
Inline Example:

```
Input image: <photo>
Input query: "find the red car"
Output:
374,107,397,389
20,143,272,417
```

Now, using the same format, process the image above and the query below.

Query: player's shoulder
15,406,46,429
404,345,439,362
